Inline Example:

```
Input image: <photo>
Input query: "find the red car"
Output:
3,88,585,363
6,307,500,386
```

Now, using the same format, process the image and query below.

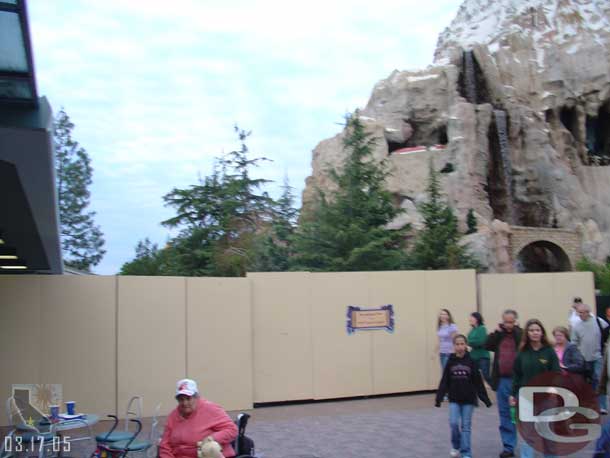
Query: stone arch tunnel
510,226,581,273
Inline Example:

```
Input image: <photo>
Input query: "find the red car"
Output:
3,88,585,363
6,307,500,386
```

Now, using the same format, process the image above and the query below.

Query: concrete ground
2,392,602,457
235,392,600,458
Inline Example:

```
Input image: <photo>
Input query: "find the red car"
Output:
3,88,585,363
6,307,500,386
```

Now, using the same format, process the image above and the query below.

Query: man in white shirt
569,296,602,329
572,303,609,413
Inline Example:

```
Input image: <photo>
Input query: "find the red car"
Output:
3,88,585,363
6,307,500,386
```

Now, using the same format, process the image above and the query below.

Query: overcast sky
28,0,462,274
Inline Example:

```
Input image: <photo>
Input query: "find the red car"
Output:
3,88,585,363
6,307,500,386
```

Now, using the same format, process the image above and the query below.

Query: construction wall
479,272,596,332
117,276,187,417
0,270,594,425
0,276,116,417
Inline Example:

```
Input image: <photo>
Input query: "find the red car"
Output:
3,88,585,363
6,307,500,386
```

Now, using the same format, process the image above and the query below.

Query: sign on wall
12,384,62,420
346,305,394,334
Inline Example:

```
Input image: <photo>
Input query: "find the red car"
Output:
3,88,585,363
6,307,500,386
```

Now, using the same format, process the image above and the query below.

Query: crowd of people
435,298,610,458
152,297,610,458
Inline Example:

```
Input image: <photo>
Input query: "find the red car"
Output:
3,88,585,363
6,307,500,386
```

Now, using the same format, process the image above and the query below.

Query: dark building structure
0,0,62,274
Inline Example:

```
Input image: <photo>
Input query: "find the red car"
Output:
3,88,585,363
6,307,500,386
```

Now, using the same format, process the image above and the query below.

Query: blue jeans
449,402,474,456
587,358,608,411
593,358,608,411
476,357,492,385
519,439,557,458
497,377,517,453
594,418,610,457
440,353,451,371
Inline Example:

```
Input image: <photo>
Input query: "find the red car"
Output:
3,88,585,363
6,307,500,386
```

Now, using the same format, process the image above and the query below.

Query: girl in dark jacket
436,334,492,458
510,319,561,458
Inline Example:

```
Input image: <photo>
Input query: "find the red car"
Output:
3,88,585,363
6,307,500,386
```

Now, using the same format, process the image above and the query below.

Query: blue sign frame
346,304,394,334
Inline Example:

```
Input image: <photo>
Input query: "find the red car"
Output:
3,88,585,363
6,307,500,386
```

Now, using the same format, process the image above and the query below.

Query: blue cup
50,405,60,419
65,401,75,415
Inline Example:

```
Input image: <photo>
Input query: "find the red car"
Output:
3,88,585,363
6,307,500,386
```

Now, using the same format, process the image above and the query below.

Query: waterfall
464,51,478,104
494,109,514,224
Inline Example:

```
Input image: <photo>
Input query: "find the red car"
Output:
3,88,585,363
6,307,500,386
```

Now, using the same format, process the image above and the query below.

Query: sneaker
499,452,515,458
450,449,460,458
601,408,608,415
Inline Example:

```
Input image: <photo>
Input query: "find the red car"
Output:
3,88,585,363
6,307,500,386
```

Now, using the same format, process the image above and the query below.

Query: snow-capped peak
434,0,610,62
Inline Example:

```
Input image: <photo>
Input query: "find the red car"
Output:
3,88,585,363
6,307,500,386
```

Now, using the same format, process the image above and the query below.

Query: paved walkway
239,392,598,458
3,392,602,457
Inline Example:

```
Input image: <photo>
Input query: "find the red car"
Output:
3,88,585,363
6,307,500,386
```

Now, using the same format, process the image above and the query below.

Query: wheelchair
91,412,257,458
90,413,258,458
232,412,256,458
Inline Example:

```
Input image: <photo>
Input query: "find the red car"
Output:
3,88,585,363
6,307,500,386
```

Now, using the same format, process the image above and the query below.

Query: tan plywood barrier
550,272,596,317
249,272,313,403
369,271,429,394
0,276,42,420
187,277,252,411
425,270,478,388
476,274,515,326
311,272,373,399
479,272,595,339
512,273,557,325
39,276,116,415
0,269,597,425
117,276,186,417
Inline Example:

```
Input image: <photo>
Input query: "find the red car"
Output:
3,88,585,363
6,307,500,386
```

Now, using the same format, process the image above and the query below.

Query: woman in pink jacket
159,379,238,458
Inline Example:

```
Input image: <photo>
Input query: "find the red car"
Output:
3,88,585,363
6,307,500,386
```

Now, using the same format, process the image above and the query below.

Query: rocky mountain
436,0,610,63
302,0,610,273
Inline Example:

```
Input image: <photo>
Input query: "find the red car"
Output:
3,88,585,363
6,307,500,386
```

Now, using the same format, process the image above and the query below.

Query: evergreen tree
119,238,164,275
576,257,610,295
466,208,477,234
54,108,105,271
411,158,478,270
160,126,274,276
251,175,299,271
290,113,409,271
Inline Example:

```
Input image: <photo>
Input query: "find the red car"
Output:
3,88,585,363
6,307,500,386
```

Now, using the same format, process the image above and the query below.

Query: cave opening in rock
586,101,610,165
458,51,491,104
386,120,448,154
516,241,572,272
559,106,578,139
437,125,448,145
387,140,410,154
440,162,454,173
487,111,513,223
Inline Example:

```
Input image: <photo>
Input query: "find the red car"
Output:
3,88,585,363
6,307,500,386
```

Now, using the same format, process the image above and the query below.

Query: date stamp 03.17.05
3,435,71,454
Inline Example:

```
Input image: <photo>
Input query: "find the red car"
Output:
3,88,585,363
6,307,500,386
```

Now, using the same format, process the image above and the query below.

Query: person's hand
509,396,516,407
496,323,504,332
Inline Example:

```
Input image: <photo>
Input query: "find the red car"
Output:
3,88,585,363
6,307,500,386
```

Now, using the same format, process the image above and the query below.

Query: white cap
176,378,198,397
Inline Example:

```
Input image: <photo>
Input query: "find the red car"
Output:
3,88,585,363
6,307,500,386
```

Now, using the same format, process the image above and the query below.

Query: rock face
302,0,610,272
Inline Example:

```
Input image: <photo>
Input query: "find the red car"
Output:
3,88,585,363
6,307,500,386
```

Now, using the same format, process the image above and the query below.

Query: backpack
596,316,609,352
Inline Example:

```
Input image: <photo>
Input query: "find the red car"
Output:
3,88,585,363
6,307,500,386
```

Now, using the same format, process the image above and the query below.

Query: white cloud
27,0,463,274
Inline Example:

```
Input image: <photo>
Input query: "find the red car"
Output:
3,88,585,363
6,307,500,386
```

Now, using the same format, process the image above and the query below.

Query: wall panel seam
247,278,254,408
185,277,188,377
114,275,119,416
308,273,314,400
